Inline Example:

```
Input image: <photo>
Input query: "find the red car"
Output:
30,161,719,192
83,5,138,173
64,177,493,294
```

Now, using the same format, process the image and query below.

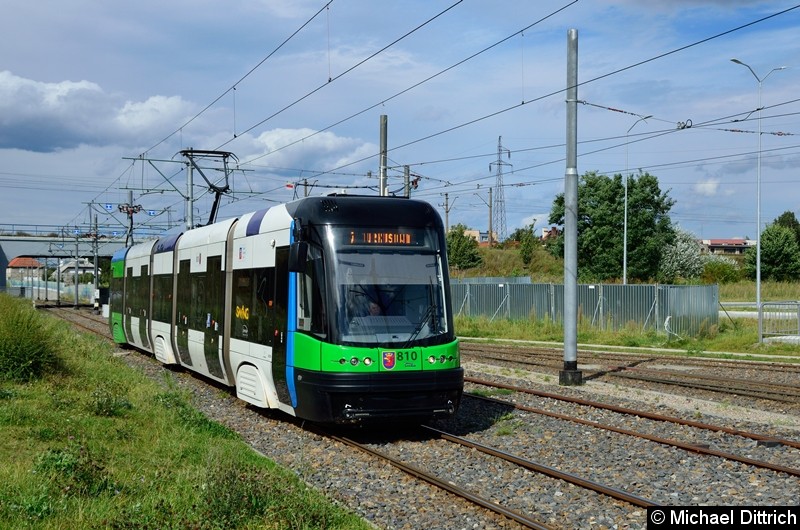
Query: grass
718,281,800,302
0,294,369,530
492,412,521,436
454,313,800,361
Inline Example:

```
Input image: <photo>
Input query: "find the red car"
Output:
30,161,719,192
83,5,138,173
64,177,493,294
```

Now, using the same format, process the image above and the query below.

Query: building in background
5,257,43,283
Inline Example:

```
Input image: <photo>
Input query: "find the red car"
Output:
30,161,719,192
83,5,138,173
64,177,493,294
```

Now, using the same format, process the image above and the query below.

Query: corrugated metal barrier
451,280,719,338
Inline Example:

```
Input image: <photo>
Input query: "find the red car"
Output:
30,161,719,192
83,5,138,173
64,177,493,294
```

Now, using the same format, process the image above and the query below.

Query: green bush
0,295,61,381
701,257,741,284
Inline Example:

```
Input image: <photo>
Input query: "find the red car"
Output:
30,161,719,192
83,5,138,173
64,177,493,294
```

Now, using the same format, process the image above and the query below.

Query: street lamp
624,114,651,285
730,58,786,342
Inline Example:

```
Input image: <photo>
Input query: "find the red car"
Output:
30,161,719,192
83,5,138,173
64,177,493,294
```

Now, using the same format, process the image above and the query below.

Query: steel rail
465,376,800,451
468,392,800,478
465,346,800,402
609,370,800,403
307,426,556,530
462,343,800,374
421,425,658,508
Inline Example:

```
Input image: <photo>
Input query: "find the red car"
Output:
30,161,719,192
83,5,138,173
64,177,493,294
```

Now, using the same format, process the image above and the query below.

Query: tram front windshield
331,234,448,346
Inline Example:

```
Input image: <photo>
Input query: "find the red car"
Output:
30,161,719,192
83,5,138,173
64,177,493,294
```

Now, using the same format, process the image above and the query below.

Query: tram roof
285,195,441,228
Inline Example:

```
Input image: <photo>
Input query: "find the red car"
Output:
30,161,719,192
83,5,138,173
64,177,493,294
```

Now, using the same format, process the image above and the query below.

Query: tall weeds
0,294,62,381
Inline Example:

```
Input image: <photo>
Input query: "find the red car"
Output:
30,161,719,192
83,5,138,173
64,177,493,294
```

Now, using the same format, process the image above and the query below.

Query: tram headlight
439,355,447,364
428,355,436,364
350,357,359,366
363,357,373,366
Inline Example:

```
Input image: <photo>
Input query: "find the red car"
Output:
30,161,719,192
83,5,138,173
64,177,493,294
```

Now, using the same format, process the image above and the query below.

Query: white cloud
115,95,194,133
0,71,198,153
521,213,551,230
1,1,799,236
692,178,720,197
252,128,372,169
0,71,108,151
252,0,322,19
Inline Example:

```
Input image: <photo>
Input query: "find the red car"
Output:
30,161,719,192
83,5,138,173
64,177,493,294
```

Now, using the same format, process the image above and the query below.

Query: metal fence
451,281,719,338
1,280,95,303
761,301,800,341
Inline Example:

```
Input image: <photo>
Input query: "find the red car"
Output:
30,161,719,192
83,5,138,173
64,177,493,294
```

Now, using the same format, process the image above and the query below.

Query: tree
774,210,800,246
446,224,483,270
517,224,537,267
547,171,675,282
744,224,800,281
658,227,703,283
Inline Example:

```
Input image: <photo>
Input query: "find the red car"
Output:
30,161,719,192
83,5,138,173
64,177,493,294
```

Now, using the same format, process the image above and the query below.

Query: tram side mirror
288,241,308,273
292,217,303,241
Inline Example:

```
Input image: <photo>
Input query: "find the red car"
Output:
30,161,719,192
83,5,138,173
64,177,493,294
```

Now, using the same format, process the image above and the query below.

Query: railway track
465,376,800,475
40,305,800,529
310,418,663,527
40,304,112,339
310,424,558,530
606,367,800,405
461,341,800,374
43,306,646,528
462,342,800,408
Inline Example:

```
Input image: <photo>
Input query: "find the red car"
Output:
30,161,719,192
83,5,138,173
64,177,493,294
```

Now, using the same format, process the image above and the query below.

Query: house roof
7,257,43,268
700,239,754,246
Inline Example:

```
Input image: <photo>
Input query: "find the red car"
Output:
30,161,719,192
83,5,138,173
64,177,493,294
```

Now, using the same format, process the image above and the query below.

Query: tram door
124,267,134,342
174,260,192,366
203,256,225,379
272,247,290,404
139,265,150,350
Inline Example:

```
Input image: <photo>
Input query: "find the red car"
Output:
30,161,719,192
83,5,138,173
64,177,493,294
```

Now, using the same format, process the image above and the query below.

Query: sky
1,0,799,243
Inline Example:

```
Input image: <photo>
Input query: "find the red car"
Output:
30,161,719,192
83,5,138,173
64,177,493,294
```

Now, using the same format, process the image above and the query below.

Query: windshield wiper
337,259,365,267
401,278,440,348
401,304,434,349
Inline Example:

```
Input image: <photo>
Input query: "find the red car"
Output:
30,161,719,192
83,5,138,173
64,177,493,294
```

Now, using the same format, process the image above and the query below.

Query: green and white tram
110,195,462,423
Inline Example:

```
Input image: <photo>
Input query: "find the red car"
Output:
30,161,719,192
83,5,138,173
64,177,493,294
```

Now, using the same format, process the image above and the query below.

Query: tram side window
110,273,123,313
255,267,274,346
231,267,274,346
152,273,173,322
296,245,326,338
190,269,206,330
128,266,148,317
184,257,224,331
232,270,253,342
204,256,223,333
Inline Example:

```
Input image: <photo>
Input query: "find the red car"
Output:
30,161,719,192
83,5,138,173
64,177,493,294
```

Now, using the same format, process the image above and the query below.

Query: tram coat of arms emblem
382,351,396,370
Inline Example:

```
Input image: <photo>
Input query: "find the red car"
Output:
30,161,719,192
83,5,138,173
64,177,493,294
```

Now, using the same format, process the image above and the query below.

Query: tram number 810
397,351,418,362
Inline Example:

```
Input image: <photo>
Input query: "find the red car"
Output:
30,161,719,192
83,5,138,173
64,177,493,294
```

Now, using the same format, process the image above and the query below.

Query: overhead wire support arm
147,159,186,196
179,149,238,226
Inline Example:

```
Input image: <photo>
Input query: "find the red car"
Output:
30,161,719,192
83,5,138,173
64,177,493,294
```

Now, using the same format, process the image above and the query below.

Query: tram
109,195,462,423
